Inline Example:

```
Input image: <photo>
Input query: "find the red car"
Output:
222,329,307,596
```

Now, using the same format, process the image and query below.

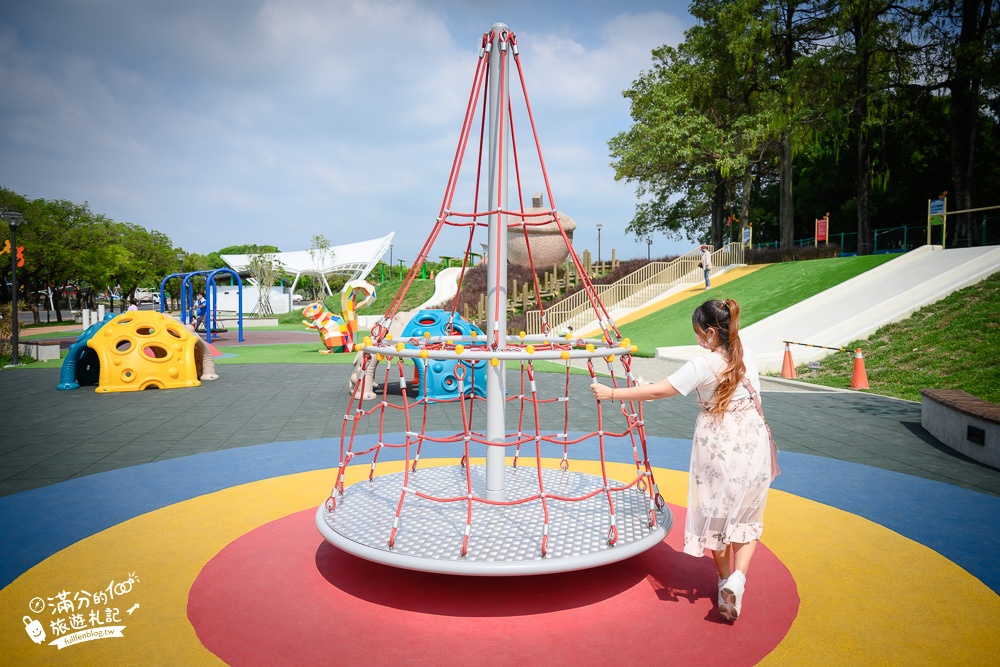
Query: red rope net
325,28,663,560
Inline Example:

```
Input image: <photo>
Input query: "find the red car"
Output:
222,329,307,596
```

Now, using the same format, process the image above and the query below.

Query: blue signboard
929,198,945,226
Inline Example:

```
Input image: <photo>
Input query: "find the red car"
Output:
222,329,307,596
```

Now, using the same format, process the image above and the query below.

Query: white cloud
0,0,696,262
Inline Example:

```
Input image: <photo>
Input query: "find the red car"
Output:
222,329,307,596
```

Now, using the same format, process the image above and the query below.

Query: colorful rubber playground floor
1,363,999,665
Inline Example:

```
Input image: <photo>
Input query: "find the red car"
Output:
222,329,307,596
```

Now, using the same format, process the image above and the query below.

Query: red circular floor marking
189,505,798,665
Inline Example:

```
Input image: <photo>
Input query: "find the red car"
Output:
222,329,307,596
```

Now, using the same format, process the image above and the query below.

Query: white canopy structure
221,233,394,297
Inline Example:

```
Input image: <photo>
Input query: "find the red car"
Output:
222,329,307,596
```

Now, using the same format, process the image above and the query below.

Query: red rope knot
559,457,569,471
389,514,399,549
607,525,619,546
621,355,632,373
324,495,336,511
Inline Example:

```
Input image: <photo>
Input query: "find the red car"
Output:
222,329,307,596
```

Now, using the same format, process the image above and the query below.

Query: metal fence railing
525,243,745,335
752,215,999,255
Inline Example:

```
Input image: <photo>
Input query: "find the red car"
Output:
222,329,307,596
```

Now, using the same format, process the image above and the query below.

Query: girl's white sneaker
717,577,731,618
721,570,746,622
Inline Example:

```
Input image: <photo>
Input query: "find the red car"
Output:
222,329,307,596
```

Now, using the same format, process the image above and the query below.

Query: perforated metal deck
316,465,672,575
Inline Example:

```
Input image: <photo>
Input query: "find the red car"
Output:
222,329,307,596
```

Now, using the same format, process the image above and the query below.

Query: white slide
414,266,465,311
656,244,1000,372
356,266,467,330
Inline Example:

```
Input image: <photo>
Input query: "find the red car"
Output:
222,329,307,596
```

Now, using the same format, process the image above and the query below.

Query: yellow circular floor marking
2,460,998,665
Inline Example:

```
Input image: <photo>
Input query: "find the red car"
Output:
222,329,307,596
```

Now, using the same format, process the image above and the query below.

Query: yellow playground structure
58,311,219,393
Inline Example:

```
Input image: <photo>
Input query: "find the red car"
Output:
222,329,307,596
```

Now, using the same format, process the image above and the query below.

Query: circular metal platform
316,465,671,575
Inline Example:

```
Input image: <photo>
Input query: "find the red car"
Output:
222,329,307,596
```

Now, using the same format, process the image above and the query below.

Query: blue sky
0,0,694,266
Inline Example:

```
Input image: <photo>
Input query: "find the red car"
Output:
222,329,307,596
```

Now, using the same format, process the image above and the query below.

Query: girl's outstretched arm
590,378,679,402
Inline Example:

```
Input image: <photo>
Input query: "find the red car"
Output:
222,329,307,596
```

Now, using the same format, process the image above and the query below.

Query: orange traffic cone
781,343,796,379
849,348,869,390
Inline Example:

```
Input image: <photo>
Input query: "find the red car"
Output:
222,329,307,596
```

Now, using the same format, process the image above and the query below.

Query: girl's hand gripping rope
590,382,614,402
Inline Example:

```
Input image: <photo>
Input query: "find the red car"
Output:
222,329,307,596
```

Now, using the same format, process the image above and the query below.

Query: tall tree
922,0,998,246
823,0,918,254
609,16,772,247
714,0,831,248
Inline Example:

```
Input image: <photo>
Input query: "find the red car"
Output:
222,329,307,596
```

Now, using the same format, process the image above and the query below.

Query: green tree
920,0,999,246
709,0,831,248
108,222,176,304
818,0,919,254
0,192,117,322
308,234,334,301
611,0,830,249
609,37,766,246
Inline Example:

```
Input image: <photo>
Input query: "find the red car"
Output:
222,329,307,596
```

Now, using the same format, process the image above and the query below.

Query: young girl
590,298,775,622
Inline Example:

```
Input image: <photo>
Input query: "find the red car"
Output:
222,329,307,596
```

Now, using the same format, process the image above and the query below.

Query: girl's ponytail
692,299,746,416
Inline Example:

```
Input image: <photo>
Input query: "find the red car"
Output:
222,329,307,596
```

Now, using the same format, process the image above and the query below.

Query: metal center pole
484,22,510,501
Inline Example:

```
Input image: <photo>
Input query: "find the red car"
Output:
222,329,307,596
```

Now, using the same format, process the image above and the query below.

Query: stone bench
921,389,1000,469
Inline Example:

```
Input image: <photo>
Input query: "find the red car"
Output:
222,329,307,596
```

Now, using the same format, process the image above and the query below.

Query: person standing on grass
700,245,713,288
590,299,777,622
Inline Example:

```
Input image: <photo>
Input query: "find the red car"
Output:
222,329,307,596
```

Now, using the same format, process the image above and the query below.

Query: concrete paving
2,362,998,499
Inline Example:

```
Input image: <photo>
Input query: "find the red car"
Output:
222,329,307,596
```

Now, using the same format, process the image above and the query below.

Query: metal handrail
525,243,745,334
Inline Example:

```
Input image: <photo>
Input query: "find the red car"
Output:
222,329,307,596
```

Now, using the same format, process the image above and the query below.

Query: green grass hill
793,270,1000,402
618,254,897,354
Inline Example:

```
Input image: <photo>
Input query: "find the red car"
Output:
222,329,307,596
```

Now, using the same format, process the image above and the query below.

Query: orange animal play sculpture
302,280,376,353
